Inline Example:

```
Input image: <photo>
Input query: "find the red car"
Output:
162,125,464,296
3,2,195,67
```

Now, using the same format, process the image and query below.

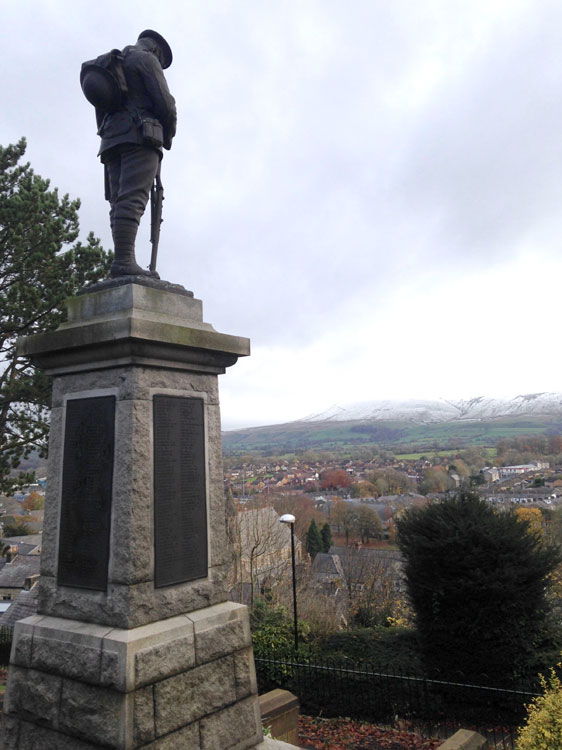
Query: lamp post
279,513,298,653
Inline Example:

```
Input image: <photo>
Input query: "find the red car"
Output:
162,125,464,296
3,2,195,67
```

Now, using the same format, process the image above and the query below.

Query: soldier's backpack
80,49,128,112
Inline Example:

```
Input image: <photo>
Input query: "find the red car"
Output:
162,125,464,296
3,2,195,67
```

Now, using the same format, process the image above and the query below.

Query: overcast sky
3,0,562,429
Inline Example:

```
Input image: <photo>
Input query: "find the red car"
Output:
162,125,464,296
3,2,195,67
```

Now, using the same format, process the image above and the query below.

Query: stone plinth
437,730,487,750
18,280,250,629
4,603,262,750
2,279,262,749
259,690,299,746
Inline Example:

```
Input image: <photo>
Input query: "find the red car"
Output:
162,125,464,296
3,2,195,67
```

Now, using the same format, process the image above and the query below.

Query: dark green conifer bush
396,492,561,685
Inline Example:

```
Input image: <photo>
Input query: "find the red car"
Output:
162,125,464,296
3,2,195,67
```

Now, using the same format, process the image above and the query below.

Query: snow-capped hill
300,399,459,423
299,393,562,424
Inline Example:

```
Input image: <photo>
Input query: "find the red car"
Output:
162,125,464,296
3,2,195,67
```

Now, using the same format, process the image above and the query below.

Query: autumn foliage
320,469,352,490
298,716,440,750
21,491,45,512
516,664,562,749
515,506,544,538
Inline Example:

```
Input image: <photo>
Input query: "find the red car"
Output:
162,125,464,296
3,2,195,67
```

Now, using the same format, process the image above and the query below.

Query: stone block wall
2,602,263,750
259,690,299,746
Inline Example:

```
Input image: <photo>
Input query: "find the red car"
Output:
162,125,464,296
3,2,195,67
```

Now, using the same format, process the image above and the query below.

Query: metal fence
255,656,541,748
0,629,540,747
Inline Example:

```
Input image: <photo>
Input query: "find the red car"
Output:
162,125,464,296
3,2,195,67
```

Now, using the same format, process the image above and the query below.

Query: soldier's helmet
138,30,173,69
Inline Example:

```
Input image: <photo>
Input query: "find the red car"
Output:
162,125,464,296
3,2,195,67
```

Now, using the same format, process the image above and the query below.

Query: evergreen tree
306,518,323,560
321,522,333,553
0,139,112,493
396,491,561,685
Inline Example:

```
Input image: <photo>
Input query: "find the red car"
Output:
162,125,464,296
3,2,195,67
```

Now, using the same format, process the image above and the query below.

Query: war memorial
1,30,295,750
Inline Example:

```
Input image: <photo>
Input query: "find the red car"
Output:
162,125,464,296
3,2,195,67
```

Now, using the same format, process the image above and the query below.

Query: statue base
2,282,259,749
4,603,262,750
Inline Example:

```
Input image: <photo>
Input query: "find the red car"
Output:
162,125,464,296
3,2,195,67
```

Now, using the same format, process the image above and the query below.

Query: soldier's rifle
149,162,164,273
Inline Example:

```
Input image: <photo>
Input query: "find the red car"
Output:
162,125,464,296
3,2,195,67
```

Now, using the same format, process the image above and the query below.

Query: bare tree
330,502,358,545
337,547,404,628
272,492,324,542
228,501,300,608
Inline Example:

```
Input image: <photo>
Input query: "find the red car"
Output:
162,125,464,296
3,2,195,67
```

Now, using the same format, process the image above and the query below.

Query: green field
394,450,455,460
394,447,498,460
222,416,562,456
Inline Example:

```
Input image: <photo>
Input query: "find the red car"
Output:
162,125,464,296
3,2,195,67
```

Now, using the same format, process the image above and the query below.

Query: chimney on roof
24,574,40,591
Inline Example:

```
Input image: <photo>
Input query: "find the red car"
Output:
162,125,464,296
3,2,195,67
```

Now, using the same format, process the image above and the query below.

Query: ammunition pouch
141,118,164,148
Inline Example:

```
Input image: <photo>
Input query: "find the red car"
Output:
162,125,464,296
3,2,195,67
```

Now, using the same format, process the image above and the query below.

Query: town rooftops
310,552,345,582
0,555,41,589
0,535,42,556
0,584,39,628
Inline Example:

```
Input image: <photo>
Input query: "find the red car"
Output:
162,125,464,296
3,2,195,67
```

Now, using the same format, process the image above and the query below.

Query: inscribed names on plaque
153,395,208,587
58,396,115,590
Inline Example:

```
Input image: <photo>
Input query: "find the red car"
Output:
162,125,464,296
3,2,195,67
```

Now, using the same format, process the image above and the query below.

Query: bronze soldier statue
85,31,177,278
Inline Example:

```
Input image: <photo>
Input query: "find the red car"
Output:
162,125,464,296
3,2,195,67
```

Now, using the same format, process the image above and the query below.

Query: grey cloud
397,4,562,265
3,1,562,414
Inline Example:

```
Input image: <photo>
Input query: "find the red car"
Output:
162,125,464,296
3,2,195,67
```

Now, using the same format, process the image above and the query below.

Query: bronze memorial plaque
58,396,115,590
153,395,208,587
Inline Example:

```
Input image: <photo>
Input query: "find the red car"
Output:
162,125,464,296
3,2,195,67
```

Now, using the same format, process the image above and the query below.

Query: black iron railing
255,655,541,748
0,629,541,747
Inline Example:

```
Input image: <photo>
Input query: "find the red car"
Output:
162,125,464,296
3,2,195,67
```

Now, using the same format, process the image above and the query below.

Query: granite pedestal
2,279,261,749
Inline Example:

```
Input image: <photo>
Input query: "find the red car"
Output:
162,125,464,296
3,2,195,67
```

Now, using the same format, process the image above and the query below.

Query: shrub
396,491,562,685
321,626,422,672
250,599,310,660
517,665,562,749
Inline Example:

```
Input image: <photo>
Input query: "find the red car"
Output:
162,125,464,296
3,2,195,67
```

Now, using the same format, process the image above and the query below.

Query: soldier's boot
110,219,160,278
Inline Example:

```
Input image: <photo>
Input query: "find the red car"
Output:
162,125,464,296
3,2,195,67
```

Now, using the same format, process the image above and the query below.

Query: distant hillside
301,393,562,424
222,394,562,455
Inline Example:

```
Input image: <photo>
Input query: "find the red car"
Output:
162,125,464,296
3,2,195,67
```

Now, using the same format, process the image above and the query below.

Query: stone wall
3,602,262,749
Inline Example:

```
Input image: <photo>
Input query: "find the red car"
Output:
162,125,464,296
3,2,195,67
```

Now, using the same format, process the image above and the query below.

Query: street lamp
279,513,298,652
